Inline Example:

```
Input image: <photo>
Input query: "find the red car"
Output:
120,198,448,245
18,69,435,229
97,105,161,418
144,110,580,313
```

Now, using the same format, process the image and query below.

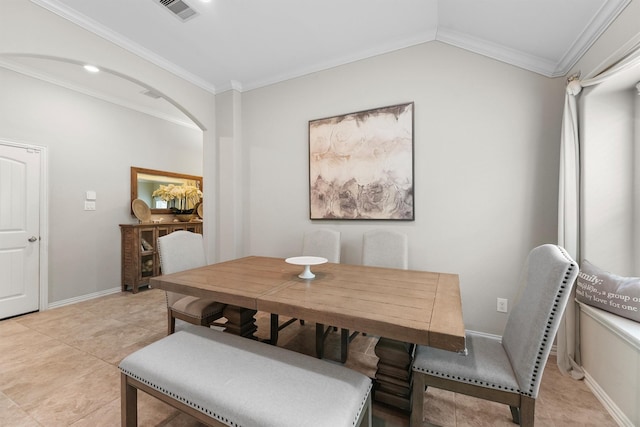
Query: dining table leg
222,305,258,339
373,337,415,413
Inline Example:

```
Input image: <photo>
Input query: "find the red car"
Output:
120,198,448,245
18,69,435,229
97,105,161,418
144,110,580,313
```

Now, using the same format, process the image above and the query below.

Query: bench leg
356,393,373,427
121,373,137,427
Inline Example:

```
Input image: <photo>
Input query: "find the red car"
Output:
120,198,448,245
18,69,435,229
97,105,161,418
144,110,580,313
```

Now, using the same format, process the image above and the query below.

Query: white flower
152,184,202,210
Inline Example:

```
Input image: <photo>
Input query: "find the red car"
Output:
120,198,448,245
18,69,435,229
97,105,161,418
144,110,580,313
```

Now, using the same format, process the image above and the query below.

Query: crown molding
436,28,558,77
239,31,438,92
216,80,244,93
553,0,632,77
437,0,629,79
30,0,217,94
28,0,630,92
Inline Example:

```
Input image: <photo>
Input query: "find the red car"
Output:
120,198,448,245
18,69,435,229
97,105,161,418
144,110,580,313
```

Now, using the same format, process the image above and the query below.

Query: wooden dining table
150,255,465,413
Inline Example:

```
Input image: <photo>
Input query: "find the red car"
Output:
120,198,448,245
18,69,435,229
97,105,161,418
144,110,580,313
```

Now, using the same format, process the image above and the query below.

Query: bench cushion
119,326,371,427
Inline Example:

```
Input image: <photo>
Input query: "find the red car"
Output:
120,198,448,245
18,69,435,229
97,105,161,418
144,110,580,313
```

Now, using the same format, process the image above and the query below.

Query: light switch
84,201,96,211
86,191,97,200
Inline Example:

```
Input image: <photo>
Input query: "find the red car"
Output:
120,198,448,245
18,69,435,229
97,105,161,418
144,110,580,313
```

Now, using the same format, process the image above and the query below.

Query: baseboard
583,369,633,427
465,329,500,340
47,287,122,309
471,330,626,425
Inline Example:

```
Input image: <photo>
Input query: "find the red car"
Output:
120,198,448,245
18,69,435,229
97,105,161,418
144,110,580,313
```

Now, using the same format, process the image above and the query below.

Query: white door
0,144,40,319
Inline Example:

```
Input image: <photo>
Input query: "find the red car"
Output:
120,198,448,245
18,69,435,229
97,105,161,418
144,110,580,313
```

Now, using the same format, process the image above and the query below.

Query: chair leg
341,328,349,363
316,323,325,359
270,313,279,345
410,372,425,427
121,374,137,427
167,311,176,335
510,405,520,424
316,324,350,362
519,396,535,427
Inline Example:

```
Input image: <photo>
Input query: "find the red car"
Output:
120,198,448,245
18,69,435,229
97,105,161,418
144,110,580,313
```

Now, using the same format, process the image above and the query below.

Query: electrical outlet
84,201,96,211
497,298,508,313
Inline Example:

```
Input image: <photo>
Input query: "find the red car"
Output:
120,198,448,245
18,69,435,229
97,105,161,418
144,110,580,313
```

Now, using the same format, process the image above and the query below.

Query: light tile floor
0,289,618,426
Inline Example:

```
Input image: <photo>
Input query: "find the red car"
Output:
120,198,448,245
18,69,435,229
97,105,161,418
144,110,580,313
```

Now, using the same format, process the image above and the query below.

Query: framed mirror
131,166,203,215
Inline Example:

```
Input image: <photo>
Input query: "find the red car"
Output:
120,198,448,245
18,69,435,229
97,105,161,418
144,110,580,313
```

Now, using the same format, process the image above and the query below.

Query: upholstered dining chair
157,230,226,335
327,230,409,363
272,229,341,345
410,244,579,427
302,228,341,263
362,229,409,269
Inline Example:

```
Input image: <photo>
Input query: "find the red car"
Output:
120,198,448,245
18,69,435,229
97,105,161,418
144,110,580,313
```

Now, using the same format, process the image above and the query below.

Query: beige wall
238,41,566,334
0,69,203,303
3,0,638,335
0,0,214,303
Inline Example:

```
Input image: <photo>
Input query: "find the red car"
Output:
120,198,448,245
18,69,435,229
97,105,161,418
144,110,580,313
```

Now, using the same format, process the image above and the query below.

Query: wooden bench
119,326,372,427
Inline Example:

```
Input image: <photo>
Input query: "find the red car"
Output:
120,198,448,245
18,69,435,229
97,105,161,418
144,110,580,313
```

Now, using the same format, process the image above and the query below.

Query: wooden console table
119,222,203,293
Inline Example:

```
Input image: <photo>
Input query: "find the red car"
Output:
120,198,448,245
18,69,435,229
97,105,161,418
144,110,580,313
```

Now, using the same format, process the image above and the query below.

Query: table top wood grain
151,256,465,351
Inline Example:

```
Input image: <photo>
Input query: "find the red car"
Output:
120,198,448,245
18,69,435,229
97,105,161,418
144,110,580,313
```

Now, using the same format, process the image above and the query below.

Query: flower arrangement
152,184,202,213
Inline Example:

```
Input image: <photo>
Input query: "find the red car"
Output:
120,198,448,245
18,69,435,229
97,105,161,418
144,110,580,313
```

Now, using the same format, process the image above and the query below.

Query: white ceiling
1,0,631,125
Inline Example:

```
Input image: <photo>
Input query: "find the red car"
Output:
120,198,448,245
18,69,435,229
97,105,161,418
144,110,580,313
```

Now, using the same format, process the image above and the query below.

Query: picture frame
309,102,414,220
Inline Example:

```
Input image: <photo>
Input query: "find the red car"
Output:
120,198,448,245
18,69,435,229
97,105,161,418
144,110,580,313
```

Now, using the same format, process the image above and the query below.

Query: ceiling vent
154,0,198,22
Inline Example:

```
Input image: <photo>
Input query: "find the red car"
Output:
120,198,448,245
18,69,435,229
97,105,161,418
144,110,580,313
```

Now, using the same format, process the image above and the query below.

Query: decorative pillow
576,259,640,323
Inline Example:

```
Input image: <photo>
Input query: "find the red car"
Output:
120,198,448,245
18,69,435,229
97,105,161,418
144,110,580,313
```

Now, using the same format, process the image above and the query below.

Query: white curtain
557,79,583,378
557,44,640,377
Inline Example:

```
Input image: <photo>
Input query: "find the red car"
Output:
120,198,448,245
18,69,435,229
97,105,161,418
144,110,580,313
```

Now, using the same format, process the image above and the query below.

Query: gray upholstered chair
410,244,579,427
327,230,409,363
362,229,409,270
157,230,226,335
272,229,341,345
302,228,341,263
302,228,341,330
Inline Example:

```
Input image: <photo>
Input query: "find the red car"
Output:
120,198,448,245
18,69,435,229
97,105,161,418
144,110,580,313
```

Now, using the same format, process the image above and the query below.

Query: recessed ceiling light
83,64,100,73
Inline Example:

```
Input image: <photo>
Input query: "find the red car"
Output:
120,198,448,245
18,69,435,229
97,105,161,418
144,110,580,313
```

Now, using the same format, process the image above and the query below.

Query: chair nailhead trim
412,366,522,394
121,370,372,427
414,246,577,399
352,383,373,426
523,245,576,396
121,368,240,427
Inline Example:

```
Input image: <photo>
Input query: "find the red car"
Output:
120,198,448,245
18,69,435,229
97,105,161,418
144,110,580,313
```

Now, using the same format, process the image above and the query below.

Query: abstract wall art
309,102,414,220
